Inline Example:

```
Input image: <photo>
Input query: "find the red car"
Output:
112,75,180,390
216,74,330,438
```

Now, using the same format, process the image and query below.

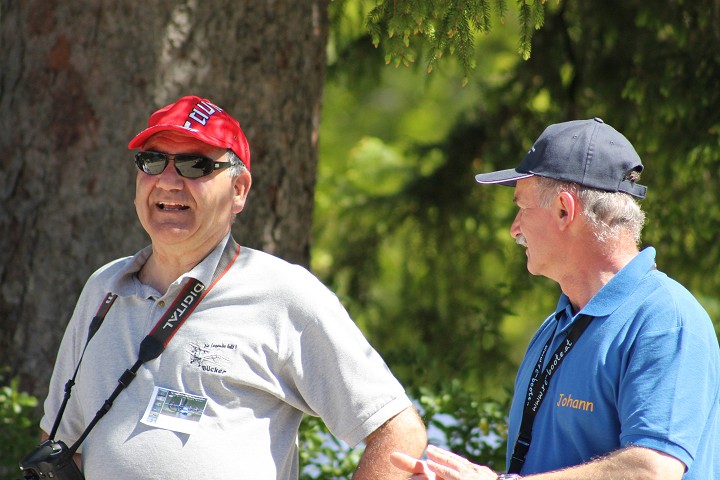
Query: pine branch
363,0,542,79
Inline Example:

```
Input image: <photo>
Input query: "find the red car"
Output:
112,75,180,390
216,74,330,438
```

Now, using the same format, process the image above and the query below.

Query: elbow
392,406,428,456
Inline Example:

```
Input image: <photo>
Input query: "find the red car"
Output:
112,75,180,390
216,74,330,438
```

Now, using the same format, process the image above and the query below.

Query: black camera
19,439,84,480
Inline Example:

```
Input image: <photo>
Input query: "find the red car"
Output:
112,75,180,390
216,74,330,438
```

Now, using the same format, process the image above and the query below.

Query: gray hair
225,149,247,177
534,176,646,245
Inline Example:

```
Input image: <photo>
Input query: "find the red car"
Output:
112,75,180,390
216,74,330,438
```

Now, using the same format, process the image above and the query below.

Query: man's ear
232,170,252,215
556,191,577,229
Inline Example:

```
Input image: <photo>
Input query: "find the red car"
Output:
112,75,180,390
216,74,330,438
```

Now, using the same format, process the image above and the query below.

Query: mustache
515,234,528,247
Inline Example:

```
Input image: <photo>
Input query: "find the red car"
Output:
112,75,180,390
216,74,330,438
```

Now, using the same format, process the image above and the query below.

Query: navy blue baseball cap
475,118,647,199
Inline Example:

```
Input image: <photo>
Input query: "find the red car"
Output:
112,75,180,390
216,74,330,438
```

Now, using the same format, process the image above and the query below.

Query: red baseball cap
128,96,251,170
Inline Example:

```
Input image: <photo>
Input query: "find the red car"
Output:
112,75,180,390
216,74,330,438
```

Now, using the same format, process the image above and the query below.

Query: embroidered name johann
556,393,594,412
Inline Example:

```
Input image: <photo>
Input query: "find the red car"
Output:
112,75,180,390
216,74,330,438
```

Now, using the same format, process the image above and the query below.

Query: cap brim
127,124,233,151
474,169,534,186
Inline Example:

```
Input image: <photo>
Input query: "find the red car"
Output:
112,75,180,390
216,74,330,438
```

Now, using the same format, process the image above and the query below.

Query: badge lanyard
50,236,240,456
508,314,593,474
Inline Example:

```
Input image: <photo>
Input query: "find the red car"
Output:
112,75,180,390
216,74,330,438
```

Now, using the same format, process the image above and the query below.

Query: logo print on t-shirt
187,342,233,375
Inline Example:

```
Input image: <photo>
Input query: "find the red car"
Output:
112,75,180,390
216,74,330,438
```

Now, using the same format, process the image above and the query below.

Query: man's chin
148,228,193,246
525,260,540,277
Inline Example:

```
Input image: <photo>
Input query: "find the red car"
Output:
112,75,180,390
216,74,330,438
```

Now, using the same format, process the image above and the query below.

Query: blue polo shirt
506,247,720,477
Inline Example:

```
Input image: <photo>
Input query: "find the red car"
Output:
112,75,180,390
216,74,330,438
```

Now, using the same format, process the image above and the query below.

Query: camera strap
507,313,592,474
49,293,118,440
54,236,240,456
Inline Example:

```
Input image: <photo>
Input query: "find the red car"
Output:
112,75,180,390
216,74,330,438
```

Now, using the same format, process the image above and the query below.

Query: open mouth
157,202,190,211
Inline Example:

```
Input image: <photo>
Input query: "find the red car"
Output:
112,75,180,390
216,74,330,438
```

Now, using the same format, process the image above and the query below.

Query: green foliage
299,416,363,479
415,381,510,470
0,370,40,480
316,11,547,398
322,0,720,340
317,127,525,391
316,14,546,478
517,0,544,60
362,0,544,82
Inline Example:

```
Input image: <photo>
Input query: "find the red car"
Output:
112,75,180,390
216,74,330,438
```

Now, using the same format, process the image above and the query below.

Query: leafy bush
0,371,40,480
414,381,509,471
299,415,363,479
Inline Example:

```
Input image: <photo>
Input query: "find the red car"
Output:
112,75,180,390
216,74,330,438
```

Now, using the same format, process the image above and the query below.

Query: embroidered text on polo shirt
556,393,594,412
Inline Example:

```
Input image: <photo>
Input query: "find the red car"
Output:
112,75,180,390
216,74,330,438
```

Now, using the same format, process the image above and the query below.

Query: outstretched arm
523,446,684,480
391,444,684,480
353,406,427,479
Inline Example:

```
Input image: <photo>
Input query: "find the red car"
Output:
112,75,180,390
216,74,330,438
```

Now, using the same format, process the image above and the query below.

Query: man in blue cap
391,118,719,479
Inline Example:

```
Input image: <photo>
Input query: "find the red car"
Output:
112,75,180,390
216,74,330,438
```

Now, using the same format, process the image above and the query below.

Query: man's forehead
144,130,222,155
513,177,537,203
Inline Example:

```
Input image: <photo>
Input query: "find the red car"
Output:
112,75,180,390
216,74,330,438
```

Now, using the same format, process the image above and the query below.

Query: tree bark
0,0,329,399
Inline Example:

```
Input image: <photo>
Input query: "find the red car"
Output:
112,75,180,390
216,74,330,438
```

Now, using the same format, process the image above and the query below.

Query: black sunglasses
135,151,232,179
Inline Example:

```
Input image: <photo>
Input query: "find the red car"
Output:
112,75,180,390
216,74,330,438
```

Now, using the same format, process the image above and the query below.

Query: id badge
141,386,208,435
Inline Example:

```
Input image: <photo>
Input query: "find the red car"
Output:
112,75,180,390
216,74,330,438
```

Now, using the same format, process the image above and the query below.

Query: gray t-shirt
41,236,411,479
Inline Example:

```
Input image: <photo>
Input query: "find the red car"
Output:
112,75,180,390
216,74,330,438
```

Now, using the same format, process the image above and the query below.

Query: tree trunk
0,0,329,399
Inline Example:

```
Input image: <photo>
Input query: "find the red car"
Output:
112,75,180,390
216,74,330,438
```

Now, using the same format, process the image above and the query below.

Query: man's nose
156,160,184,189
509,211,521,239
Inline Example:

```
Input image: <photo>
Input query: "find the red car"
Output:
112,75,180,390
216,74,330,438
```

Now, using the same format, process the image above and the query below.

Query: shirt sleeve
282,290,411,447
618,324,718,469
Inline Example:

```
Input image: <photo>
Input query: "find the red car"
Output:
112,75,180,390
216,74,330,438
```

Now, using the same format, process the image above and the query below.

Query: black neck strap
49,293,118,440
508,314,593,474
52,236,240,456
138,235,241,362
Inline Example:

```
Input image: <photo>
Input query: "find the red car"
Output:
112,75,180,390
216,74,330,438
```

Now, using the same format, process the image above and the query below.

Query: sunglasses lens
174,155,213,179
135,152,168,175
135,151,225,178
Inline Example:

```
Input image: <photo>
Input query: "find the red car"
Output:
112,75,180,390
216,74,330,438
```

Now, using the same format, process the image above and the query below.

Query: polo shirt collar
174,233,233,289
110,233,233,298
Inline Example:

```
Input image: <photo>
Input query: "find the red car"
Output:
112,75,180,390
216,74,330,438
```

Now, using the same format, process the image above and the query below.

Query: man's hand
390,445,498,480
390,451,438,479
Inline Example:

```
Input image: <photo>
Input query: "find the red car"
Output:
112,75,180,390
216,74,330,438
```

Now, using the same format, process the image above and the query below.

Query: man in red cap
37,96,426,479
